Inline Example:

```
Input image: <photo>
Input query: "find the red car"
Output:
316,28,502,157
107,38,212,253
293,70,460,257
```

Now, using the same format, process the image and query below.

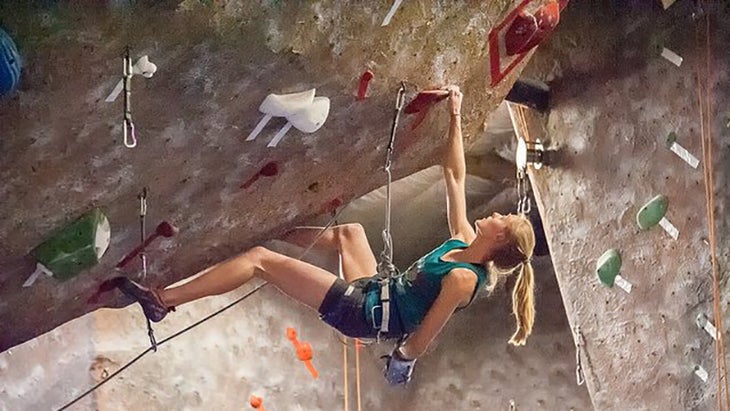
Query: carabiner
122,48,137,148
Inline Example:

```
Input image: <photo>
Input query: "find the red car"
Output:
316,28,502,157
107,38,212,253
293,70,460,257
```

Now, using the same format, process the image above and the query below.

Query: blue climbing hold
0,28,21,97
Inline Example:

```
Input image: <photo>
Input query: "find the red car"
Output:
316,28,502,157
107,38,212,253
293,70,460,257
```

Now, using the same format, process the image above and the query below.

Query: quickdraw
123,47,137,148
375,81,406,340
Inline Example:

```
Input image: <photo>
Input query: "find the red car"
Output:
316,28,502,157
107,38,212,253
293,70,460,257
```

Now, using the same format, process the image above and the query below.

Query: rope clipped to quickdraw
509,103,532,215
378,81,406,277
136,187,158,351
376,82,406,338
123,46,137,148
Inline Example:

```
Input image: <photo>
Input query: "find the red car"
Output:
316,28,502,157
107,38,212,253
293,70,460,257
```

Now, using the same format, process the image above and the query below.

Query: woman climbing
114,85,536,385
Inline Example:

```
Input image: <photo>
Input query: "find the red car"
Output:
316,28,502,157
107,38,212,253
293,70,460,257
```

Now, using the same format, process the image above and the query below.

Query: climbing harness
574,325,585,386
122,46,137,148
375,81,407,339
57,206,348,411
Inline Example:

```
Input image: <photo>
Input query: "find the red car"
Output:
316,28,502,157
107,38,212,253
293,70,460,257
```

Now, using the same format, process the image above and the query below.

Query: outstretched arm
397,269,477,359
442,86,476,243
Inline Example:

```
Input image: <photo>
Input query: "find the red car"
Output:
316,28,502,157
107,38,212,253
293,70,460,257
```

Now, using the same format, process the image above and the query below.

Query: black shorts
318,277,379,338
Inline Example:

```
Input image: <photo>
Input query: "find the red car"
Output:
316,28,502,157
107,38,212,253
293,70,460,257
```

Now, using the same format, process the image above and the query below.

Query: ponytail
509,261,535,346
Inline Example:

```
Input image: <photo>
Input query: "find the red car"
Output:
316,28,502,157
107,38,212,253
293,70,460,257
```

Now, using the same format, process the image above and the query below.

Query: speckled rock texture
523,2,730,410
0,0,538,351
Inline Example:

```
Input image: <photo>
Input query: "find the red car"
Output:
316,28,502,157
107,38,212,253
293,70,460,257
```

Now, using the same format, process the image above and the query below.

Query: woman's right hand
443,85,462,117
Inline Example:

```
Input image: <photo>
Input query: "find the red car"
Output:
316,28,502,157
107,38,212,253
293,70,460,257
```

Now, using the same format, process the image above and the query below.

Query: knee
243,246,274,267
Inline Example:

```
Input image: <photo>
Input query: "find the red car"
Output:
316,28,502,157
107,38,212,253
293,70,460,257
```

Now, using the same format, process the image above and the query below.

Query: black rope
58,205,347,411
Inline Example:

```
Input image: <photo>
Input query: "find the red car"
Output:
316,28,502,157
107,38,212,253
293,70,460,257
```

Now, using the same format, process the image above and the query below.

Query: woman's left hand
382,347,417,385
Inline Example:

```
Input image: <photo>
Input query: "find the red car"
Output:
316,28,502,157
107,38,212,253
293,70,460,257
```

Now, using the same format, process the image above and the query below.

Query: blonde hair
488,215,536,346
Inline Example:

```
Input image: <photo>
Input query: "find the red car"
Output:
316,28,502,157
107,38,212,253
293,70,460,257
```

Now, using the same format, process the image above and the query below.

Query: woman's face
475,212,510,240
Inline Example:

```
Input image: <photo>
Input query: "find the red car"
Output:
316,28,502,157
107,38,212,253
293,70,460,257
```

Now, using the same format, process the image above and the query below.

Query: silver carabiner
122,49,137,148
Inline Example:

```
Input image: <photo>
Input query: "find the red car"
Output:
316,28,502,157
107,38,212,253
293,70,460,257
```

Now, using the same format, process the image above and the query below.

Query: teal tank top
365,239,489,334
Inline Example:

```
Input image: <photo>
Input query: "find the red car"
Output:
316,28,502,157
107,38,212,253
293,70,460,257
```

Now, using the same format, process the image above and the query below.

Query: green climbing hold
636,195,668,230
665,131,677,148
596,249,622,287
30,208,111,281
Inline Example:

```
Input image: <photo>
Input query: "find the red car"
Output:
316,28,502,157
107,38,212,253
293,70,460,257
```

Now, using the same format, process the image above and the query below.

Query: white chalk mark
661,47,683,67
247,114,273,141
694,365,709,383
268,122,293,147
697,314,718,340
381,0,405,26
669,142,699,169
661,0,678,10
22,263,54,288
614,274,632,293
105,80,125,102
659,217,679,240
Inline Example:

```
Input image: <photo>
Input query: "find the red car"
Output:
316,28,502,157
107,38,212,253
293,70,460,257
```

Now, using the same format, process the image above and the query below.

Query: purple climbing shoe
115,277,173,323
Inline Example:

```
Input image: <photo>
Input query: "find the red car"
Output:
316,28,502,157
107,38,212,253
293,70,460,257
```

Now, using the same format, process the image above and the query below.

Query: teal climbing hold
636,195,668,230
30,208,111,281
596,249,622,288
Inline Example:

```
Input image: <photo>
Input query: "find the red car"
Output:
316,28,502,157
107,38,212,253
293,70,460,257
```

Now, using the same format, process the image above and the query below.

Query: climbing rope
57,206,348,411
695,8,730,410
378,81,406,276
375,82,407,338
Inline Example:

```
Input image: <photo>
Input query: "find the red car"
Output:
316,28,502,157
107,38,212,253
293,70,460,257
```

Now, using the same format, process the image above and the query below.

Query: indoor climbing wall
522,2,730,410
0,0,546,352
0,166,593,410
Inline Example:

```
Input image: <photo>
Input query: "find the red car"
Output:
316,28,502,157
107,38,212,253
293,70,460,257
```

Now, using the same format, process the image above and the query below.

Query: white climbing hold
661,0,678,10
661,47,683,67
267,96,331,148
658,217,679,240
105,55,158,102
696,313,718,340
381,0,405,27
246,89,316,142
694,365,709,383
666,132,699,169
22,262,54,288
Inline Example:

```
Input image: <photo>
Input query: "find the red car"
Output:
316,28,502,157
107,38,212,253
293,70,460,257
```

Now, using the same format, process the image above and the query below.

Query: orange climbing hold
286,327,319,379
249,394,266,411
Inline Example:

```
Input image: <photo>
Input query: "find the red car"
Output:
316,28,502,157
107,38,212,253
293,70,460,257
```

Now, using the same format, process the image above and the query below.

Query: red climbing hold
403,90,449,114
488,0,566,86
506,1,561,56
320,197,342,216
241,161,279,189
116,221,178,268
357,70,374,101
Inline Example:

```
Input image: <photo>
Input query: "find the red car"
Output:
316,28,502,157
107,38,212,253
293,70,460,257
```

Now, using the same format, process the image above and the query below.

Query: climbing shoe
115,277,173,322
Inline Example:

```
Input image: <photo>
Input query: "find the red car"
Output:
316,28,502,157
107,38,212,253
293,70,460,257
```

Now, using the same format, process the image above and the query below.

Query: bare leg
282,223,377,282
160,246,337,311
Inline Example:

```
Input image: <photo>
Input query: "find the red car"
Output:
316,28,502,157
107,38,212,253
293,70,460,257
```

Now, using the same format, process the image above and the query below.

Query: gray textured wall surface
523,2,730,410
